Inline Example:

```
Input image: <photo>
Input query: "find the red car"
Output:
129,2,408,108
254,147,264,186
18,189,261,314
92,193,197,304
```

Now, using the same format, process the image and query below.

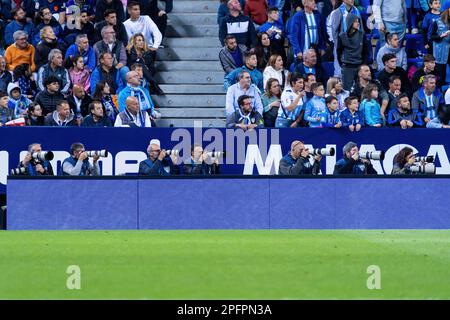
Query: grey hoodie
337,13,366,66
373,0,407,25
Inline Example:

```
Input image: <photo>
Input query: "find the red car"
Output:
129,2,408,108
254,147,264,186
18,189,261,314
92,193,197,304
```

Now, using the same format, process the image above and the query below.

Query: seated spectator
62,142,100,176
4,7,33,46
377,53,411,96
0,56,12,93
258,7,285,45
263,54,288,90
219,0,256,49
90,52,124,95
114,96,152,127
138,0,173,39
124,2,162,51
7,83,32,118
81,101,113,127
65,34,97,72
95,0,125,23
292,49,325,85
0,91,14,126
34,76,65,115
34,26,67,71
226,94,264,129
225,50,264,92
303,73,317,101
261,78,281,127
92,80,119,123
94,9,129,47
376,33,407,72
244,0,268,26
350,64,389,111
5,31,36,72
225,70,263,116
411,54,440,91
340,96,364,132
25,104,45,126
324,95,342,128
30,7,63,47
412,74,444,124
278,140,321,175
333,141,377,175
68,84,93,120
304,82,327,128
325,77,349,111
183,144,221,175
422,0,441,53
67,55,91,93
386,75,402,114
138,139,179,176
35,0,66,25
16,143,54,176
44,100,77,126
37,49,71,95
275,73,307,128
360,83,383,127
391,147,417,175
388,93,424,128
426,104,450,128
219,35,247,75
254,32,272,71
13,64,37,99
62,9,95,45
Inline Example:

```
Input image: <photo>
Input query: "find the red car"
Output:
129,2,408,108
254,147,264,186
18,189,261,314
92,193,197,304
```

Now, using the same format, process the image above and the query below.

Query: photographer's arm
62,160,84,176
279,158,304,175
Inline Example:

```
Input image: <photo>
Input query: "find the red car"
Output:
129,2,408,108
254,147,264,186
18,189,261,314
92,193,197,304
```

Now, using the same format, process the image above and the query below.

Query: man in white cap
138,139,180,175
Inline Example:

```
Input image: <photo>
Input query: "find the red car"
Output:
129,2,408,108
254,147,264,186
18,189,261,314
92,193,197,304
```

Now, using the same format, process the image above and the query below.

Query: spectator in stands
138,139,179,175
44,100,77,127
288,0,326,62
324,95,342,128
7,83,32,118
304,82,327,127
377,53,411,96
303,73,317,101
406,0,421,34
92,81,119,123
94,9,129,47
124,1,162,52
16,143,54,176
426,104,450,128
95,0,125,23
279,140,321,175
183,144,221,175
430,2,450,86
326,77,349,111
65,34,97,71
114,96,152,127
261,78,281,127
254,32,274,71
13,64,37,99
30,7,63,47
0,91,14,126
337,13,369,91
360,83,383,127
391,147,416,174
224,50,264,92
333,141,378,175
263,54,288,90
388,93,423,128
0,56,12,93
66,0,96,21
258,7,285,48
226,94,264,129
350,64,389,110
35,0,66,25
373,0,407,46
411,54,439,91
376,33,408,72
225,70,264,116
244,0,268,27
340,96,364,131
412,74,444,124
81,101,113,127
139,0,173,39
4,7,33,46
5,31,36,72
219,0,257,49
67,55,91,93
34,76,65,115
275,73,307,127
25,104,45,126
62,142,100,176
62,9,95,46
292,49,325,84
68,84,93,120
219,35,247,75
387,75,403,114
34,26,67,71
37,49,71,95
422,0,441,54
90,52,124,95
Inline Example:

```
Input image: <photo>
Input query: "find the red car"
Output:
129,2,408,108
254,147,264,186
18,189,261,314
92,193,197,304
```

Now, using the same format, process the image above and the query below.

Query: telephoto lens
10,167,27,175
165,149,179,156
410,163,436,174
310,147,335,157
206,151,226,158
31,151,54,162
415,155,434,163
86,150,109,157
359,150,385,161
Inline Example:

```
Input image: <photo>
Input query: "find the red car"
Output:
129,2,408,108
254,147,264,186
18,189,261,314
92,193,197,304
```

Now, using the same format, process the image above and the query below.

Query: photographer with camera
138,139,181,176
183,144,221,176
333,141,378,175
15,143,54,176
279,140,321,175
61,143,100,176
392,147,435,175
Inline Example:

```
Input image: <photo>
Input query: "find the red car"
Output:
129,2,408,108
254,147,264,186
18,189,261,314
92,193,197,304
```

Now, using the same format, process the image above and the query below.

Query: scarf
124,107,146,127
339,4,360,32
129,85,153,111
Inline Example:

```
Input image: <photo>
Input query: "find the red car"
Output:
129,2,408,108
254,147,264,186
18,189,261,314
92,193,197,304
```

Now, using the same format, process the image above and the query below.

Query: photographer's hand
314,155,322,162
158,150,166,161
79,152,88,161
93,154,100,163
22,152,32,166
35,164,45,174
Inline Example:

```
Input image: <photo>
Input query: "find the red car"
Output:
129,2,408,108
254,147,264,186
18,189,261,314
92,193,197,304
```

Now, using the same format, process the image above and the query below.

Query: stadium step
166,25,220,38
159,108,224,118
168,13,217,25
157,84,224,94
171,1,219,13
162,37,221,47
155,71,224,84
155,61,222,72
153,94,225,107
156,47,220,61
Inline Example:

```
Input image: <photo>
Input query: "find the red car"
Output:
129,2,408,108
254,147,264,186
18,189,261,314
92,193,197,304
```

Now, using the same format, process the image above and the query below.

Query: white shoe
406,28,410,34
412,28,419,34
152,110,162,119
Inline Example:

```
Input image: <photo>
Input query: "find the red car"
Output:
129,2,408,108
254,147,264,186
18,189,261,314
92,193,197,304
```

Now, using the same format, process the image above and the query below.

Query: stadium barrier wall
7,176,450,230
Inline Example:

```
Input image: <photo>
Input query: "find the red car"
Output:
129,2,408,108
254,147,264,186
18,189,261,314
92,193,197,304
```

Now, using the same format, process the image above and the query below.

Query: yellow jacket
5,43,36,72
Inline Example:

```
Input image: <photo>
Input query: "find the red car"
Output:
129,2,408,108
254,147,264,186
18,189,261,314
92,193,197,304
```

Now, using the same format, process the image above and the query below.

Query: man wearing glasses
5,30,36,72
226,94,264,130
138,139,180,176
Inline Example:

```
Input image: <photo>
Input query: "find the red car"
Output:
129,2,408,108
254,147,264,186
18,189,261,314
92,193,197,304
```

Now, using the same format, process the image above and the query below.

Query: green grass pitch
0,230,449,299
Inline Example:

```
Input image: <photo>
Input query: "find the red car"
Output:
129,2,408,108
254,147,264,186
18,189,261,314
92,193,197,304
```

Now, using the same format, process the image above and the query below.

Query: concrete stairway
154,0,225,127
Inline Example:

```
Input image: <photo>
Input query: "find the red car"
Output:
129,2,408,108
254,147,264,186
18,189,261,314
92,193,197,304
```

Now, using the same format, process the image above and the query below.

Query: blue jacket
432,19,450,64
324,108,341,127
138,157,178,176
411,87,444,120
278,153,320,175
304,96,327,128
287,10,326,57
388,108,423,127
65,44,97,71
360,98,382,126
333,157,377,175
224,65,264,92
90,65,124,95
118,85,155,113
30,18,63,47
258,21,285,40
4,20,34,46
339,108,364,127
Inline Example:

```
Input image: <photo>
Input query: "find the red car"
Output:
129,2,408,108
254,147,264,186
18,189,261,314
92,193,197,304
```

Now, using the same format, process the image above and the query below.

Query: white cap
149,139,161,147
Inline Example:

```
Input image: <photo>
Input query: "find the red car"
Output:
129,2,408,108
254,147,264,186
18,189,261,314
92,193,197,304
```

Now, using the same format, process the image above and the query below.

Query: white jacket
263,66,288,91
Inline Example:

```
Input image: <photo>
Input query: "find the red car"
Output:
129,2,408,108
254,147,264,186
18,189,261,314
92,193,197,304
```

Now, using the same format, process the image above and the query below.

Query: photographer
61,143,100,176
279,140,321,175
16,143,54,176
183,144,221,176
333,141,378,175
138,139,180,176
392,147,416,175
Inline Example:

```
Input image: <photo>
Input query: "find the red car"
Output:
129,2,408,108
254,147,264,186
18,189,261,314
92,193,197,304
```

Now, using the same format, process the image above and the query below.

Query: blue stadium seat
404,34,426,56
446,65,450,84
322,62,334,80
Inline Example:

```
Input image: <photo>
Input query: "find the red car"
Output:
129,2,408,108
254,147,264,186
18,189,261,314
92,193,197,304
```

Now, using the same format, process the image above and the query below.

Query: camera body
410,163,436,174
165,149,179,156
359,151,385,161
415,155,434,163
206,151,226,158
31,151,54,163
10,167,28,175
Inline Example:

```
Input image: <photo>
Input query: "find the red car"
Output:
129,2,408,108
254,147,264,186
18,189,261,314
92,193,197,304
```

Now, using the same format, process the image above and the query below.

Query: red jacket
244,0,268,25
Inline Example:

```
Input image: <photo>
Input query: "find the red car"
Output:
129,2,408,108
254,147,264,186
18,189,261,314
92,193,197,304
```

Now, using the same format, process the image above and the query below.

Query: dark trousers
151,14,168,39
342,66,359,91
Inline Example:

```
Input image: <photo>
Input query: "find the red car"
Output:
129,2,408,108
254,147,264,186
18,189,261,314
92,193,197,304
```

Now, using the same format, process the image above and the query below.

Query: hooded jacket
7,83,32,118
376,44,408,71
337,13,368,67
44,110,77,127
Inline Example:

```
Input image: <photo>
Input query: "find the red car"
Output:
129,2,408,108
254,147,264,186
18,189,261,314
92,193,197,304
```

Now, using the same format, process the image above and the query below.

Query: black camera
86,150,108,157
414,155,434,163
31,151,54,163
10,167,28,175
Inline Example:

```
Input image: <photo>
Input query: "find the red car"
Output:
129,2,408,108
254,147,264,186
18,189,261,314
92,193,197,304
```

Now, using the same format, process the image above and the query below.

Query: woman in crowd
12,63,37,99
67,55,91,93
261,78,282,127
326,77,349,111
263,54,288,91
25,104,45,126
92,81,119,123
392,146,416,174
